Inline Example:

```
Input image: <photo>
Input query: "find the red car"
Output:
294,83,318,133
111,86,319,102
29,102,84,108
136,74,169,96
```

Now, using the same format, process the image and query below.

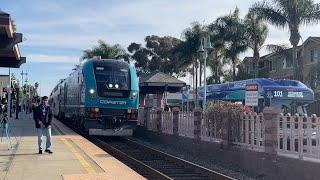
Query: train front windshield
269,99,307,115
94,65,130,98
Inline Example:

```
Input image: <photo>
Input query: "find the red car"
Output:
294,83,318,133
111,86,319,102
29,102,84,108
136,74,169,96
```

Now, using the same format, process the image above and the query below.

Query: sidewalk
0,112,144,180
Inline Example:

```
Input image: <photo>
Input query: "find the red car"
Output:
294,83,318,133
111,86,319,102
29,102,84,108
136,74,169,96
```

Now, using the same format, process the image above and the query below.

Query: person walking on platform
33,96,53,154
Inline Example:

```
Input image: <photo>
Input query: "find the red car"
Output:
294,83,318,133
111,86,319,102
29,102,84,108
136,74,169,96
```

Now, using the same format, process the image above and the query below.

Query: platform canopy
139,71,186,94
0,10,26,68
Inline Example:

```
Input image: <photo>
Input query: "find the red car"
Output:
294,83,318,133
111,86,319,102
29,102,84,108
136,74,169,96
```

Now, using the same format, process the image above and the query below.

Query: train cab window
114,70,129,90
96,71,112,84
94,64,131,98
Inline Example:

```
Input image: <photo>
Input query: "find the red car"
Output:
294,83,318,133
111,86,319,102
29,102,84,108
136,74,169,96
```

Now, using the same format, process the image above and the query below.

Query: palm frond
250,1,288,28
265,44,290,53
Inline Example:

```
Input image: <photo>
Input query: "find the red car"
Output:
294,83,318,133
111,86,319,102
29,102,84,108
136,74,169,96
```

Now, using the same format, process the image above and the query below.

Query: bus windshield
270,99,307,115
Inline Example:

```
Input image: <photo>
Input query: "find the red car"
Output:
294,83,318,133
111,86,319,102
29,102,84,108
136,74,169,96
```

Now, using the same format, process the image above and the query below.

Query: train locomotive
50,57,139,136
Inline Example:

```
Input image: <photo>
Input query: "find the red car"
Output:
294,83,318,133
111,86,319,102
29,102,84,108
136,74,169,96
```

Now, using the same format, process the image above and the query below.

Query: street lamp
25,78,30,114
197,35,213,111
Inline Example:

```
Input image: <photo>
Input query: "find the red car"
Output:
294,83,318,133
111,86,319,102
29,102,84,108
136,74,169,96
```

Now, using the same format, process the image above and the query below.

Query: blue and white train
50,57,139,136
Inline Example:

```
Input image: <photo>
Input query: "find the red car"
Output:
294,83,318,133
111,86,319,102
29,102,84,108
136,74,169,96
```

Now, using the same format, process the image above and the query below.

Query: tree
128,35,184,77
11,19,16,32
206,22,228,84
215,8,249,81
306,62,320,90
34,82,39,95
82,40,129,62
250,0,320,81
244,12,268,78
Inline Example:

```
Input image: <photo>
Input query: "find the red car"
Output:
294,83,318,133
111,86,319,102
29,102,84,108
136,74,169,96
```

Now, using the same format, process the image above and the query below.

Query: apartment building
242,36,320,84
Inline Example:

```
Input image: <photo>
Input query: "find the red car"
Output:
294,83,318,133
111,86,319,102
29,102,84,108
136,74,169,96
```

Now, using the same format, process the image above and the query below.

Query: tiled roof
139,71,185,84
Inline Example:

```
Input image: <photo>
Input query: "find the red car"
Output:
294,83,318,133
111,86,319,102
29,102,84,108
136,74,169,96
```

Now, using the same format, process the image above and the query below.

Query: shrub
206,101,248,142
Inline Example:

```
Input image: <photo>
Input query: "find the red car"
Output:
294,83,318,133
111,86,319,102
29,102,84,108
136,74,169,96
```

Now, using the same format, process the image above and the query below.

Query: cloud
15,0,257,50
27,54,80,64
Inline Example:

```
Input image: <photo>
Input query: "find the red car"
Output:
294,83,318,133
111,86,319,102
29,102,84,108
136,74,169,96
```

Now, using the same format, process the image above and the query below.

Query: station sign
245,84,258,107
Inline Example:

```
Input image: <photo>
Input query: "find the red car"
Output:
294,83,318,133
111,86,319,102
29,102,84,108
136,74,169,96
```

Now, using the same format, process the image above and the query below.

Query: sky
2,0,320,96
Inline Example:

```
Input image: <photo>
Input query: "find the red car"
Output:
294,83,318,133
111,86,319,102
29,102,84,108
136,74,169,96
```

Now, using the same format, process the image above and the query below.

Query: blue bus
197,78,314,115
50,57,139,136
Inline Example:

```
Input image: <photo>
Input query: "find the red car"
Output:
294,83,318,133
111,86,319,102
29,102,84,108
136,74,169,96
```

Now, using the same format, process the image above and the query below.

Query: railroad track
58,119,235,180
99,137,235,180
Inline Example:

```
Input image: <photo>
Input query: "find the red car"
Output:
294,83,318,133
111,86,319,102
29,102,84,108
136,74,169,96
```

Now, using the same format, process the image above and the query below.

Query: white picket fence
139,109,320,161
233,113,265,152
162,112,173,134
178,112,194,138
277,114,320,161
200,113,223,143
147,110,157,131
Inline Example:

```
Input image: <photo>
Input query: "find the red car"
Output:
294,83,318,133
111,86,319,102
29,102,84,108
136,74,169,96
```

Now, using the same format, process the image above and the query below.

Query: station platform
0,113,145,180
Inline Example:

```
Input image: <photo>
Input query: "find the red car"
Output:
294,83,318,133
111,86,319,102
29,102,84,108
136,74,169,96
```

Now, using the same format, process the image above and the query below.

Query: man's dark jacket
33,105,53,128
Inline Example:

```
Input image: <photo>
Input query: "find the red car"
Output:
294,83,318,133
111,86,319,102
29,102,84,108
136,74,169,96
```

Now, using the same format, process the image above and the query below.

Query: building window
282,57,292,69
310,49,318,63
252,63,256,70
259,62,265,68
269,60,276,71
246,65,249,74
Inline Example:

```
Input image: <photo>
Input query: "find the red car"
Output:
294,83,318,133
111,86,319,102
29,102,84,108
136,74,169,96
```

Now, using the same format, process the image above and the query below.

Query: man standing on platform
33,96,53,154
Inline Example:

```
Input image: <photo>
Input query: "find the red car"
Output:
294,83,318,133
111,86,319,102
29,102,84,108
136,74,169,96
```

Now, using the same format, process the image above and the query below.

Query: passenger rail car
198,78,314,115
50,58,139,136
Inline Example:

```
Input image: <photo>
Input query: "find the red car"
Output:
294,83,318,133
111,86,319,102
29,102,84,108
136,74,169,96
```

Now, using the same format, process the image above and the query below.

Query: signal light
89,113,94,118
94,113,99,118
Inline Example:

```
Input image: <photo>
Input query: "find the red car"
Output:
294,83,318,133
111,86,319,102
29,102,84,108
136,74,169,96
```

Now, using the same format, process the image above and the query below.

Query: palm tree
178,22,207,106
215,8,249,81
244,12,269,78
206,22,227,84
250,0,320,81
82,40,129,62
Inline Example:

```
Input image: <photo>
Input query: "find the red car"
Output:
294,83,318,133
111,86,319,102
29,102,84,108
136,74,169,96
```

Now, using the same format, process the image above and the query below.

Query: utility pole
25,76,29,114
7,68,11,119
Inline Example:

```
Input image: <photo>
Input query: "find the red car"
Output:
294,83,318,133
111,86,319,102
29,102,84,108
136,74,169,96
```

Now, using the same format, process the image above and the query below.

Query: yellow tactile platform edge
53,119,145,180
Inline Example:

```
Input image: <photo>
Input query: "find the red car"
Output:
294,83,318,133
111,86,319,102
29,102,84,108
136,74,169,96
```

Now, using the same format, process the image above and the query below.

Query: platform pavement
0,112,145,180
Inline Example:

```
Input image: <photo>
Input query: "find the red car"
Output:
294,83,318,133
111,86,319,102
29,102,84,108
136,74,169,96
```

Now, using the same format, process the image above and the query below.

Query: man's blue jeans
37,125,51,151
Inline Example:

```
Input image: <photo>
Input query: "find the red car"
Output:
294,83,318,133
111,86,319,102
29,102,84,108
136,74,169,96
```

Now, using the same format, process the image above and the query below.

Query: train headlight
115,84,119,88
109,84,113,88
89,89,95,94
132,91,137,97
